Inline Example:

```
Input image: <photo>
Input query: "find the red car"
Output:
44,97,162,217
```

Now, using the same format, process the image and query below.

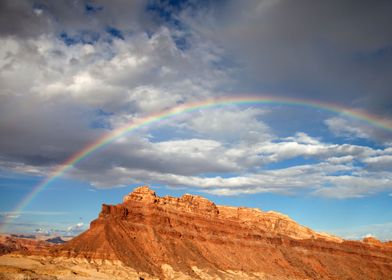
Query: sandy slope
0,254,155,280
0,254,295,280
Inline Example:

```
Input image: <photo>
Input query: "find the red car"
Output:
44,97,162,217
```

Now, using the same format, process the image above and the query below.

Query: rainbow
1,95,392,232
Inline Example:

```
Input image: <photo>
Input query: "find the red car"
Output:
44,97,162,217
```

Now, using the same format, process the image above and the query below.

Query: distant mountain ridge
45,237,66,244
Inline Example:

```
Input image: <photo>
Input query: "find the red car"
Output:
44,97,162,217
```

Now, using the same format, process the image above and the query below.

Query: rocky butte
1,186,392,279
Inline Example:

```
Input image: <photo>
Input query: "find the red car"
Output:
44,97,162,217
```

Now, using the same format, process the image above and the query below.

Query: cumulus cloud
325,117,371,139
325,117,392,144
363,155,392,171
0,0,391,202
55,129,392,198
188,107,273,143
0,10,230,171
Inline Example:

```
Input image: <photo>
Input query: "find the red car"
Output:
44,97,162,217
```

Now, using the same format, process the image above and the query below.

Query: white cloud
1,123,384,200
0,213,20,219
284,132,321,145
70,153,392,199
364,233,375,238
326,156,354,164
188,107,272,143
325,117,392,144
313,173,392,198
35,228,49,235
325,117,372,139
363,155,392,171
328,222,392,241
0,23,231,171
66,222,85,235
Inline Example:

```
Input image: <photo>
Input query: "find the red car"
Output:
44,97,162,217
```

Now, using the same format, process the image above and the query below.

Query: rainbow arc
1,96,391,232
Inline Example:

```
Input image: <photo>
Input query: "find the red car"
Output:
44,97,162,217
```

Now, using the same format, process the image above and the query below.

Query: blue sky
0,0,392,240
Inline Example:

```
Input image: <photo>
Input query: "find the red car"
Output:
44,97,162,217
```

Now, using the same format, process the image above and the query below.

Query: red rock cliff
54,186,392,279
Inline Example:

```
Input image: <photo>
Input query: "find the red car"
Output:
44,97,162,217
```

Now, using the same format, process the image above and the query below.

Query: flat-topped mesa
48,186,392,280
106,186,342,242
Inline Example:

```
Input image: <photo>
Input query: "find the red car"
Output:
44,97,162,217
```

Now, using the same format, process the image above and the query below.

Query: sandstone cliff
47,186,392,279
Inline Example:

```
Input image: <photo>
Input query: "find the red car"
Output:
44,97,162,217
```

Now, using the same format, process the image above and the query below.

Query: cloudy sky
1,0,392,240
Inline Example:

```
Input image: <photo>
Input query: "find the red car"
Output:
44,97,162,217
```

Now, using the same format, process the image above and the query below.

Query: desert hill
55,186,392,279
1,186,392,279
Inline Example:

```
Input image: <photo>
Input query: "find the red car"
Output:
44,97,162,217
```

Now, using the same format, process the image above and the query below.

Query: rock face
0,235,52,256
33,187,392,278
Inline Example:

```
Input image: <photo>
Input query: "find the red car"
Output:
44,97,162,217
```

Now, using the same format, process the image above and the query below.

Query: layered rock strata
48,186,392,279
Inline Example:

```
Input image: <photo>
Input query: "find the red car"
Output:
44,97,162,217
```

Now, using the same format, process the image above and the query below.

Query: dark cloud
183,0,392,115
0,95,100,168
0,0,153,38
0,0,51,37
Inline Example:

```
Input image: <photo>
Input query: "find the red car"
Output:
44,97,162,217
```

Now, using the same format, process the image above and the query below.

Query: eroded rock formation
46,186,392,279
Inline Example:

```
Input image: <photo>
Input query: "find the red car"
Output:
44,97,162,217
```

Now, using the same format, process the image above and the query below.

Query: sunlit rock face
2,186,392,279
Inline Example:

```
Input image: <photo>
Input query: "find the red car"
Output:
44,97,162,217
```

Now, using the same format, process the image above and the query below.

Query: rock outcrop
47,186,392,279
363,236,383,246
3,186,392,279
0,235,52,256
123,186,220,215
